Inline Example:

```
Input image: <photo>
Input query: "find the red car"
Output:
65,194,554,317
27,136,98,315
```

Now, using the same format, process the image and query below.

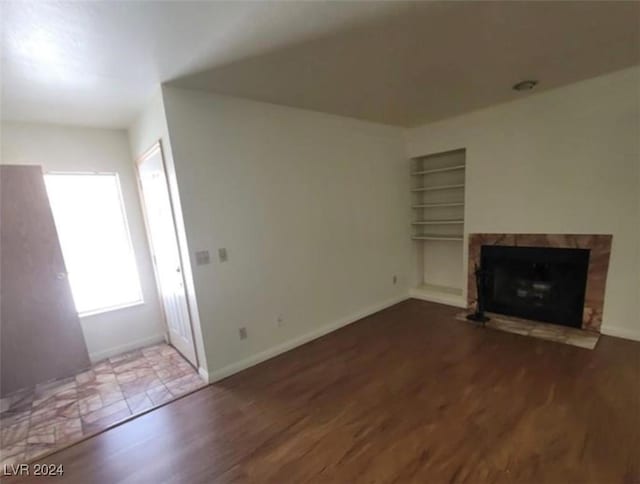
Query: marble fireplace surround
467,234,612,333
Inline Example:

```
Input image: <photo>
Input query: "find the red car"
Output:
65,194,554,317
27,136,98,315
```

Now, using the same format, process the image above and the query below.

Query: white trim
600,325,640,342
208,295,408,382
198,366,211,383
88,333,166,363
79,300,144,318
408,289,466,308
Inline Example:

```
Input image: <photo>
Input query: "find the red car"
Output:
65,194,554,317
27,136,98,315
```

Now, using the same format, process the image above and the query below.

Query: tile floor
0,343,206,466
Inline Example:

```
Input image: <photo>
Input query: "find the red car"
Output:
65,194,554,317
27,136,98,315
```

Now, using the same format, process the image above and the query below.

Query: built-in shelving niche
410,148,466,308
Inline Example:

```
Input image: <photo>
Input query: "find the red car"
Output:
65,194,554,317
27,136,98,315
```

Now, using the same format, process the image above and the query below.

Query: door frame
134,140,199,369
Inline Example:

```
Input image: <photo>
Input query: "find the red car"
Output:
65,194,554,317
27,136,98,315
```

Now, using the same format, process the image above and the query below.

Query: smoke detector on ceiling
512,80,539,91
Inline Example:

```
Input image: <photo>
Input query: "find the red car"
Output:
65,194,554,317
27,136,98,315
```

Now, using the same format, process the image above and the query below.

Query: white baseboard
208,295,409,383
88,333,167,363
198,366,211,383
409,289,466,309
600,325,640,342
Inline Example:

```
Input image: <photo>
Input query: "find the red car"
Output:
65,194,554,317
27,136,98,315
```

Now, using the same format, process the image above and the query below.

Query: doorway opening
135,142,198,368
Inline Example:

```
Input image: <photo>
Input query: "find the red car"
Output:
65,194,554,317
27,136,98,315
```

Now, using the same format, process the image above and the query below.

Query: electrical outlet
218,248,228,262
276,315,284,327
239,327,247,340
393,275,398,285
195,250,210,265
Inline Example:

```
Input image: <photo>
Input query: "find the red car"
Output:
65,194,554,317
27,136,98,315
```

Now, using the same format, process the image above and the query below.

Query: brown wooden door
1,165,90,397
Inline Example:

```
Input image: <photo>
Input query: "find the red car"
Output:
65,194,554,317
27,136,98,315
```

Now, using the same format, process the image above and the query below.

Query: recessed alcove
410,149,466,307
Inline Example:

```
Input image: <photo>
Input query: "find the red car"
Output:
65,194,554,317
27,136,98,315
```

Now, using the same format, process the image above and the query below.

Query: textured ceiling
2,1,639,128
1,1,403,127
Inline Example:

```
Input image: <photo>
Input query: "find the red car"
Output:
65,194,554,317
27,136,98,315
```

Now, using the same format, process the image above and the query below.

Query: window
45,173,143,316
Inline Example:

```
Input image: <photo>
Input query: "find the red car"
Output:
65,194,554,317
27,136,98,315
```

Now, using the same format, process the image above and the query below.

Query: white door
136,143,197,367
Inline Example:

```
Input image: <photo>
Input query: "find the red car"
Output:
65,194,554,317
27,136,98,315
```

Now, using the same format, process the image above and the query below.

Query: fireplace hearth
481,245,590,328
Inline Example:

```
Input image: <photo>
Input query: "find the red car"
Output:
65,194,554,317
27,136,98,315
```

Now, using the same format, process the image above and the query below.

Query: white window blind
45,173,143,316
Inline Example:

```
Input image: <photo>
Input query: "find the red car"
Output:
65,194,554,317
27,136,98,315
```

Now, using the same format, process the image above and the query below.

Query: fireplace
468,234,612,332
481,245,590,328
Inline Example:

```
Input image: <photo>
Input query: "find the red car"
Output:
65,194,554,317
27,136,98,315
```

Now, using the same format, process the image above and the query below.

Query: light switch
195,250,210,266
218,248,228,262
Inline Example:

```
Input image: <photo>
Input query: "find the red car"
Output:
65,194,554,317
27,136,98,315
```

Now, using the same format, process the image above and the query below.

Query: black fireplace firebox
480,245,590,328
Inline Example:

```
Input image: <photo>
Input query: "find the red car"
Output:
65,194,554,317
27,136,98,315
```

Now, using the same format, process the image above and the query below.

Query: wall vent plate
195,250,210,265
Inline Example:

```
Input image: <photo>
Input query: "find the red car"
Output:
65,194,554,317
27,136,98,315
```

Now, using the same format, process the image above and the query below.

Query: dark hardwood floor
6,300,640,483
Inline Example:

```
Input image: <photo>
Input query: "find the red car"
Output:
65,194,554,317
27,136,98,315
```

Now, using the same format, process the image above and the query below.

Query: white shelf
412,235,463,241
411,150,467,308
412,165,465,176
412,219,464,225
411,184,464,192
412,202,464,208
410,283,466,308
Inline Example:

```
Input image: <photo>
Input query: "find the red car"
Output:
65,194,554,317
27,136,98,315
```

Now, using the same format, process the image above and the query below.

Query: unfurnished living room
1,1,639,482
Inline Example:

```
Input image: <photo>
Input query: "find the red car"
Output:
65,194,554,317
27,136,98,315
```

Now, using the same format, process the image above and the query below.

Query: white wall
160,87,411,378
1,122,166,360
405,66,640,340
